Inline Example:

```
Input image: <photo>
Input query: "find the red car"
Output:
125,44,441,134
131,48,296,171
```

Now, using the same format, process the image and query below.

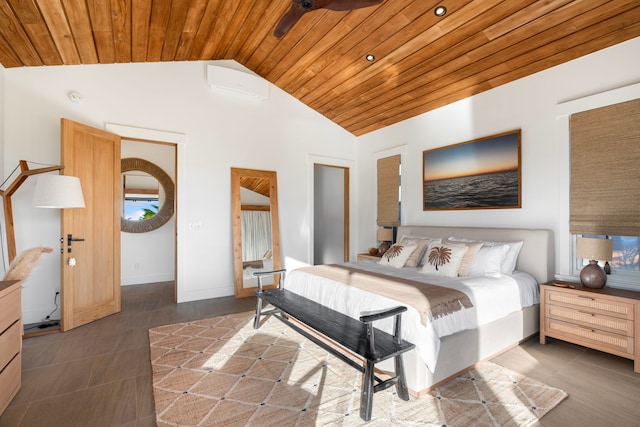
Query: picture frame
423,130,521,210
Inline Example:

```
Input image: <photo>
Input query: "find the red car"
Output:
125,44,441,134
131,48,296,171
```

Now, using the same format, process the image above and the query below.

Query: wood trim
241,204,270,211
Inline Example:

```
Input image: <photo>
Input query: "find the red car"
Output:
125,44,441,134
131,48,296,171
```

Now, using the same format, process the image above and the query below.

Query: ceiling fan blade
274,5,307,38
274,0,383,38
324,0,383,12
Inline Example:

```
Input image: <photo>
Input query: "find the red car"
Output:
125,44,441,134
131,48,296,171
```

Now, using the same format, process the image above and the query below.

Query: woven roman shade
569,98,640,236
377,154,400,227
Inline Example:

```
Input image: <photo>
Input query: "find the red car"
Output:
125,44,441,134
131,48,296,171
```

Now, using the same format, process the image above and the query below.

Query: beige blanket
296,264,473,325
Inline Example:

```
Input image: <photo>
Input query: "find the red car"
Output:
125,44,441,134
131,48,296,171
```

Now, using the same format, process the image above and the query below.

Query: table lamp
576,237,613,289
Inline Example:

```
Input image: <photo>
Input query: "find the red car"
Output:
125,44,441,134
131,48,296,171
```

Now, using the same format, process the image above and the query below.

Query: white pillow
420,243,468,277
377,244,417,268
468,244,509,276
499,241,524,274
448,237,524,275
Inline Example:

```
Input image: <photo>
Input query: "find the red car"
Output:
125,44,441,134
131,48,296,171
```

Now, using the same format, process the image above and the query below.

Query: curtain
377,154,401,227
241,210,272,260
569,98,640,236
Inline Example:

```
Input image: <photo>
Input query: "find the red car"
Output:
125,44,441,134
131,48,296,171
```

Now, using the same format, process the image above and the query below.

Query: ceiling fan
274,0,384,38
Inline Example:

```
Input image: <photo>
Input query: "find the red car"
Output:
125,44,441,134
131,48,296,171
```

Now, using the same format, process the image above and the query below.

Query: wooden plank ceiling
1,0,638,136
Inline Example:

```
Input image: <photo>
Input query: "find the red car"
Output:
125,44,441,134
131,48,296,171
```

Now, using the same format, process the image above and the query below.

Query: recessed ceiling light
434,6,447,17
365,54,375,62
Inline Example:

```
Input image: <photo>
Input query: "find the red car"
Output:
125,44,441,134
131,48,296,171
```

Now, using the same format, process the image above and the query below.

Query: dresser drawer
545,318,635,356
545,289,634,320
0,286,21,333
545,305,634,337
0,354,21,415
0,320,21,370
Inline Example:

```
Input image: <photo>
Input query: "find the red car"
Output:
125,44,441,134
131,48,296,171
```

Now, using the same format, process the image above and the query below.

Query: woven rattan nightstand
540,281,640,373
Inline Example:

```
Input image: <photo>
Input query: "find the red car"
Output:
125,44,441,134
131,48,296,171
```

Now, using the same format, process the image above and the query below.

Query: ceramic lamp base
580,260,607,289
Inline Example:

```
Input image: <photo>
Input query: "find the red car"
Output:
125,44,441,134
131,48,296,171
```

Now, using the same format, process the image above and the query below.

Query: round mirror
121,158,174,233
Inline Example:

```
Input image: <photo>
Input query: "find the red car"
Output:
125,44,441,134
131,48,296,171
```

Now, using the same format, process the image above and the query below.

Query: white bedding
243,259,274,280
283,261,539,373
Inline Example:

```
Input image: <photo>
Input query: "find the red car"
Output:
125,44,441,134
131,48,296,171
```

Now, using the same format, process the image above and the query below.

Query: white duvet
283,261,539,373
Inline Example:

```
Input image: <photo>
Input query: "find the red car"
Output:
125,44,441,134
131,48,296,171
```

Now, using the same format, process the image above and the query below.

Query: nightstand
357,253,382,261
540,281,640,373
0,280,21,415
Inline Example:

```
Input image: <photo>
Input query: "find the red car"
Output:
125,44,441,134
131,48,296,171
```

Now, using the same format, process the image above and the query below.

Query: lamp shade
32,175,85,208
576,237,613,261
376,228,393,242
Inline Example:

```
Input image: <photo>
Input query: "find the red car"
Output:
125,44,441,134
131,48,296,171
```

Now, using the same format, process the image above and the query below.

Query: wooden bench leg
395,354,410,401
360,360,375,421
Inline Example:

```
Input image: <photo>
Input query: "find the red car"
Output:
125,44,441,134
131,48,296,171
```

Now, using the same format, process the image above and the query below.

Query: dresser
540,281,640,373
0,280,22,415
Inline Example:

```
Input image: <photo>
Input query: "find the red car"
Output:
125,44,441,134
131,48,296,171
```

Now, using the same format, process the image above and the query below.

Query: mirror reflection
231,168,281,298
122,171,162,221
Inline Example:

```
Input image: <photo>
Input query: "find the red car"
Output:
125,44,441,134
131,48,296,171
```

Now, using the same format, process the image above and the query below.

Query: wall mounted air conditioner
207,65,269,100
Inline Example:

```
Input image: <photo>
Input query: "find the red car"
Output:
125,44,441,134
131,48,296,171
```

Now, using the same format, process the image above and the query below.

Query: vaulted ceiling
1,0,638,136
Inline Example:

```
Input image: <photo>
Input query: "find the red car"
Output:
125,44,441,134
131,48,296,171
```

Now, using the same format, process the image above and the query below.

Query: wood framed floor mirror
230,168,281,298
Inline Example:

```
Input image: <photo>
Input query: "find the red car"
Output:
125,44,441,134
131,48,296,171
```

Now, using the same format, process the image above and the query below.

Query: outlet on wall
133,263,140,271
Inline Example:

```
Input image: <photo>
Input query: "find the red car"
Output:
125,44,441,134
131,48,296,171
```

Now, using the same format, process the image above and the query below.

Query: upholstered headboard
396,226,555,284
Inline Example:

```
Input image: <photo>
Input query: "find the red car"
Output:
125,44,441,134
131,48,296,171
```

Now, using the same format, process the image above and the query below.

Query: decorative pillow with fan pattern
377,244,417,268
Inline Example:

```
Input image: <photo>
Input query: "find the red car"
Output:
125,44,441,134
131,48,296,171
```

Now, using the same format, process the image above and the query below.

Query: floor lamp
0,160,85,264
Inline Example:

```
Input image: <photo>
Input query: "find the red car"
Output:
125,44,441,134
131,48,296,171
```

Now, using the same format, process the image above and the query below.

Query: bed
283,225,554,395
242,249,274,282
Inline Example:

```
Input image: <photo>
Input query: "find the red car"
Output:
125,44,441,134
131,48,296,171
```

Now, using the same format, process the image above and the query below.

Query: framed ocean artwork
423,130,521,210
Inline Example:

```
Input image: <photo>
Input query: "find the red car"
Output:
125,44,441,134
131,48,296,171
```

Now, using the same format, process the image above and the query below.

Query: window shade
377,154,400,227
569,98,640,236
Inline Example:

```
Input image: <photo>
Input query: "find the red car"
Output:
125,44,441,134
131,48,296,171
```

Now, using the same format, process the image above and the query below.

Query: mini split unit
207,65,269,100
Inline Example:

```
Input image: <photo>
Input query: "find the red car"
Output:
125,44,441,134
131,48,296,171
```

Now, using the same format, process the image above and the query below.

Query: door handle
66,233,86,252
67,233,85,245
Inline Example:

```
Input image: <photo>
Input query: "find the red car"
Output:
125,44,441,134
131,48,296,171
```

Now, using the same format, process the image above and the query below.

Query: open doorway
120,139,177,296
313,164,349,264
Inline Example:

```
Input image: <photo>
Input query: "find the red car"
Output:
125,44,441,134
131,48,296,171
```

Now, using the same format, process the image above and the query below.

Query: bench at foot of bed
252,269,415,422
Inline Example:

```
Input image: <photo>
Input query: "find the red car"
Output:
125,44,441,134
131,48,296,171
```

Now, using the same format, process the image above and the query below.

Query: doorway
120,139,177,293
313,164,349,265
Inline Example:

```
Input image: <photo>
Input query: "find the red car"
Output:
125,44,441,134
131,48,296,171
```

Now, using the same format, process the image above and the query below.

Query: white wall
2,60,356,323
356,37,640,284
121,139,175,286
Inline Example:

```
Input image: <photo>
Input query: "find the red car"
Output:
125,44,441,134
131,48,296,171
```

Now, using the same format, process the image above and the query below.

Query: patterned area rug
149,312,567,426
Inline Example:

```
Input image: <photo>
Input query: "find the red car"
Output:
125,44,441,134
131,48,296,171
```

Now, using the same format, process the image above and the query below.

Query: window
570,98,640,285
577,235,640,271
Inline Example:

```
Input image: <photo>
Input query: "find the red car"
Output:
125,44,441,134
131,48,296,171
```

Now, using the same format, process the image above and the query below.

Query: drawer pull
577,325,596,333
577,295,595,300
578,311,596,316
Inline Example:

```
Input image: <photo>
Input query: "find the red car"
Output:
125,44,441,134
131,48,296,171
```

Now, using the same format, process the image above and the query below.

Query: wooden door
60,119,121,331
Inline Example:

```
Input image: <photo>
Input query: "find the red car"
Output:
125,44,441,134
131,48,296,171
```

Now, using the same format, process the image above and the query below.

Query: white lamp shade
32,175,85,208
576,237,613,261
